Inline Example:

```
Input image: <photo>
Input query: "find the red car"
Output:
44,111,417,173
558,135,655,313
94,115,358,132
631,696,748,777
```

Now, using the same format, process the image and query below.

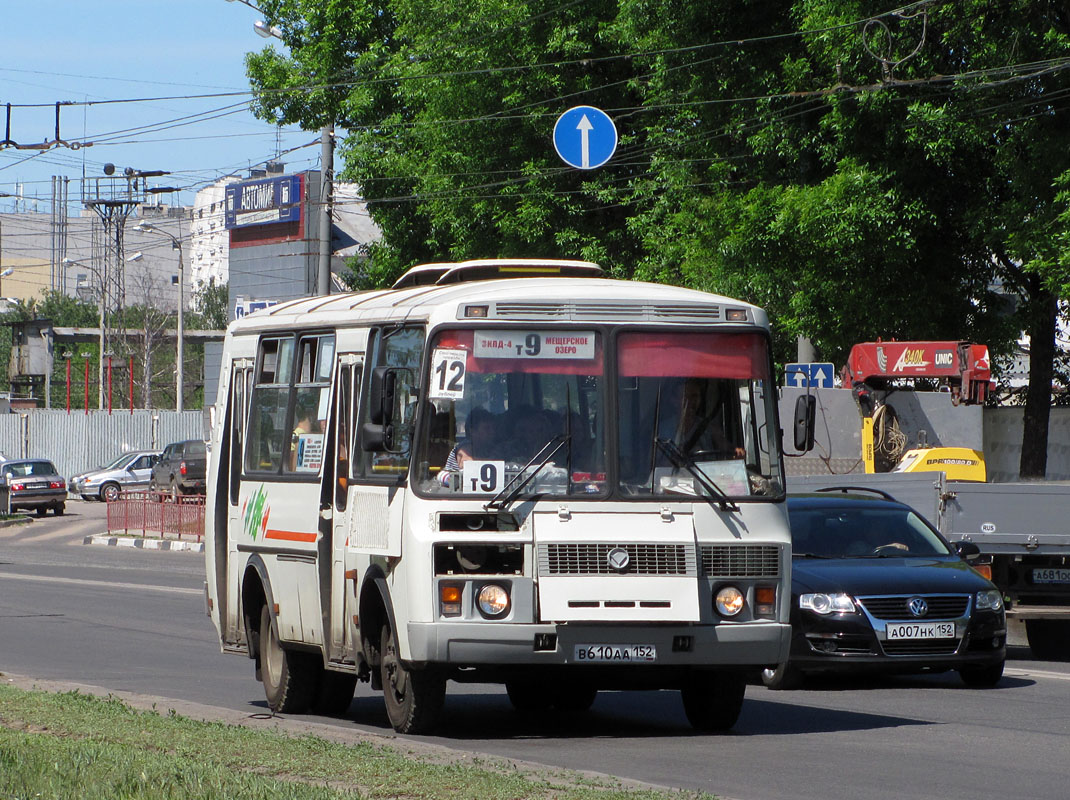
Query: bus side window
246,337,293,474
356,327,423,479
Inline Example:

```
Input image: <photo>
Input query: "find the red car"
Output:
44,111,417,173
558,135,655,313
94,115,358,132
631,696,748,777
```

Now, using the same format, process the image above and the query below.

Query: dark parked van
150,439,207,499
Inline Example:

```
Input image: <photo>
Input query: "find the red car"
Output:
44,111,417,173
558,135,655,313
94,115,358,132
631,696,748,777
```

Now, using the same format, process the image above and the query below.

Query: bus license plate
574,644,657,663
1033,568,1070,584
885,622,955,640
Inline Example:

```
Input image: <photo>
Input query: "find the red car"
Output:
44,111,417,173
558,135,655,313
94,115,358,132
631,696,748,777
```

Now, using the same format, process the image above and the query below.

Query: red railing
105,491,206,541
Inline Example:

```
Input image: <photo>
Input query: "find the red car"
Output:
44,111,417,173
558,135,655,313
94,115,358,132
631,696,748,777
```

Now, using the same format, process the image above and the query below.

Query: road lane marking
1005,667,1070,682
0,571,201,596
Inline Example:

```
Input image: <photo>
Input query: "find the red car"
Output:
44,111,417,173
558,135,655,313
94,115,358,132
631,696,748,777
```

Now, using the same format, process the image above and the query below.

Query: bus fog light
715,586,744,617
477,583,510,618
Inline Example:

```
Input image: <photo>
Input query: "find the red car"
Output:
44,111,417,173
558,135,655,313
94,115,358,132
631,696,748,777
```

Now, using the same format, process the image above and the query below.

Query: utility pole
317,124,334,296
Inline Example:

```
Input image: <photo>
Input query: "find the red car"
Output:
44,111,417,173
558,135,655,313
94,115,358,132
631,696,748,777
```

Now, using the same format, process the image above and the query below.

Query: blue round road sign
553,106,618,170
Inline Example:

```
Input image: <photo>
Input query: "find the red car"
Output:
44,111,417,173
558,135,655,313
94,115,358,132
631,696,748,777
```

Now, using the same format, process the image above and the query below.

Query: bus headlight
715,586,744,617
476,583,510,618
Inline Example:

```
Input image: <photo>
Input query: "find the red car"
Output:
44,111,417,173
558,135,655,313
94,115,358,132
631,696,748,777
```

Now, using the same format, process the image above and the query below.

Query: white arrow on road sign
577,114,594,168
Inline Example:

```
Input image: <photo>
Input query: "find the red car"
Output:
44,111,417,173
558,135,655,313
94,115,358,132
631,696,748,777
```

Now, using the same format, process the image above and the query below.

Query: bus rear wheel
259,605,318,713
680,670,746,732
380,625,445,734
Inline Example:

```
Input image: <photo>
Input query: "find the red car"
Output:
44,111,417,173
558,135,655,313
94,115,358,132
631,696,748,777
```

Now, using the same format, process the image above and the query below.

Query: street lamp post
133,222,185,412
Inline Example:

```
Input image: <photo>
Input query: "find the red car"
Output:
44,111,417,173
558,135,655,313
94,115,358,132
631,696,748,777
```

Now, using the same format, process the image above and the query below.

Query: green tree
245,0,1070,476
189,277,229,331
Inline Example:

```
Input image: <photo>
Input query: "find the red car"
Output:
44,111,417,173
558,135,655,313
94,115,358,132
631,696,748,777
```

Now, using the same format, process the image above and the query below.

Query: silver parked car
69,450,161,502
1,459,67,516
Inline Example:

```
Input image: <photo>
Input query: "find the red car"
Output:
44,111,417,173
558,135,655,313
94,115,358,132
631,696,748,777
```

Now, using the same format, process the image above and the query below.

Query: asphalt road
2,500,1069,800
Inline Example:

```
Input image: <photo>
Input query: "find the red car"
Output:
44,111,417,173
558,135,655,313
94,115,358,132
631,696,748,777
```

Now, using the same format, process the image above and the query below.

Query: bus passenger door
224,359,252,646
323,355,362,663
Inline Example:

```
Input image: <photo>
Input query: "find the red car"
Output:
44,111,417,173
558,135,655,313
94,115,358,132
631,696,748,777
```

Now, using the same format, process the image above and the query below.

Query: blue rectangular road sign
785,362,836,388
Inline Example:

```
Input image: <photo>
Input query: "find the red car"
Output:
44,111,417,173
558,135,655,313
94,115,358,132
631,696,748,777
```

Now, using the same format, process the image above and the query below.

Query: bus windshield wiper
654,438,739,512
484,434,570,511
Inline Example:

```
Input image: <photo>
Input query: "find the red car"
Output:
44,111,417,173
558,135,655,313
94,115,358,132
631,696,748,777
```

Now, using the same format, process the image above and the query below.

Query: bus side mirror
368,367,397,426
361,421,394,452
793,395,816,452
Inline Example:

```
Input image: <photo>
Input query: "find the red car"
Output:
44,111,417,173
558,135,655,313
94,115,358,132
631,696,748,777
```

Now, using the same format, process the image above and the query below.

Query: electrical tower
81,167,166,407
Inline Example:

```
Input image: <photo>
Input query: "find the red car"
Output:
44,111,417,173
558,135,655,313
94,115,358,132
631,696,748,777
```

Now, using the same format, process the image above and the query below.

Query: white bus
205,259,802,734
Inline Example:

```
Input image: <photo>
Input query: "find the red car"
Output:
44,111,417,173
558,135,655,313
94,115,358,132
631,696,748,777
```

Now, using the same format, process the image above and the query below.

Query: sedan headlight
800,593,856,615
975,589,1004,611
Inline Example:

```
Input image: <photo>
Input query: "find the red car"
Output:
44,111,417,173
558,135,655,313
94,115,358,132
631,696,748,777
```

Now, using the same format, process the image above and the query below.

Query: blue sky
0,0,315,211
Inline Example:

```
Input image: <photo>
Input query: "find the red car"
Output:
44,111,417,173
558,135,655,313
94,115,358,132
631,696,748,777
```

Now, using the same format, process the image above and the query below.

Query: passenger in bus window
443,407,497,472
290,394,324,470
502,406,558,463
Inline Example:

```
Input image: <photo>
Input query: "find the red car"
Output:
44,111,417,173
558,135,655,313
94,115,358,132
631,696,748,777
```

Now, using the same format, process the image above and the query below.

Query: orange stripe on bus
265,529,318,543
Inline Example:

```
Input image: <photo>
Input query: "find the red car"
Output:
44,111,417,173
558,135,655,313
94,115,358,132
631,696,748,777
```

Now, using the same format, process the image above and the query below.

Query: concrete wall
779,387,1070,482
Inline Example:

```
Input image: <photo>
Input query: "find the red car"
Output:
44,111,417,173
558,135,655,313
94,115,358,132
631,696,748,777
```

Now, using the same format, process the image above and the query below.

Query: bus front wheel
259,605,318,713
380,625,445,734
680,670,746,732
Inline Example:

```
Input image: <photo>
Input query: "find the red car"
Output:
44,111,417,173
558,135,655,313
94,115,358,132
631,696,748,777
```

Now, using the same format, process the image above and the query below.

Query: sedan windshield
3,461,58,478
100,453,137,471
415,328,604,498
788,506,953,557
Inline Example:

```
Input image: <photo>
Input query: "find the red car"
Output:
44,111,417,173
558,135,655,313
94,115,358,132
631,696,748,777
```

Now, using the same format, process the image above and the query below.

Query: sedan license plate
1033,567,1070,584
885,622,955,640
574,644,656,663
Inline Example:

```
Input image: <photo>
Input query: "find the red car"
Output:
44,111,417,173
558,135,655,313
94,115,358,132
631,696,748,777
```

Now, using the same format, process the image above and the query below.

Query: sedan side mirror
954,541,981,560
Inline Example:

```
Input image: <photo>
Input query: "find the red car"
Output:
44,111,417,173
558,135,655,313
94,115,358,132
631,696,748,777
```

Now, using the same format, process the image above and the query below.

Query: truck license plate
886,622,955,640
574,644,656,662
1033,568,1070,584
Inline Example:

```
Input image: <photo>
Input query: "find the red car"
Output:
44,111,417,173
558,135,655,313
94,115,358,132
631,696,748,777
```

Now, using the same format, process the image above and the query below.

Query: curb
83,534,205,553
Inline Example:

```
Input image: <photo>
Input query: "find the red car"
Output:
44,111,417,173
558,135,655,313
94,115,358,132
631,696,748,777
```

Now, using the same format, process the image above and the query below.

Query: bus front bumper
406,620,790,667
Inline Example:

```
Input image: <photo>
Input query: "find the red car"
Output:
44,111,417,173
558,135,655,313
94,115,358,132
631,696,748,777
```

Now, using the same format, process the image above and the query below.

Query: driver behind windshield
656,378,745,459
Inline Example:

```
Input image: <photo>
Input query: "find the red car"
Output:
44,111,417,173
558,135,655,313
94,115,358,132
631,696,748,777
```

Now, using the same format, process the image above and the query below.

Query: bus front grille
538,543,697,576
701,545,780,578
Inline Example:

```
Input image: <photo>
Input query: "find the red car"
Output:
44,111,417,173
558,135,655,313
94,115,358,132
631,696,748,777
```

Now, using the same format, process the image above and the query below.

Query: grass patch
0,684,715,800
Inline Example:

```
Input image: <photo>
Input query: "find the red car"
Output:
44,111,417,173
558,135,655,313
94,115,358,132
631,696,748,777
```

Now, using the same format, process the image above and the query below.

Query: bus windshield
616,331,783,499
414,327,783,501
415,328,606,498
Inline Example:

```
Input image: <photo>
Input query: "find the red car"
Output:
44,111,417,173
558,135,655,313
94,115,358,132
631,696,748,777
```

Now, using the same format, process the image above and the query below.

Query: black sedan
762,489,1006,689
1,459,67,516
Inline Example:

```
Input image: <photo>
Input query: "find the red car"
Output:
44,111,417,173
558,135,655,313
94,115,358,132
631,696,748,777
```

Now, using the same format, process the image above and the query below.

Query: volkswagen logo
606,547,631,572
908,597,929,617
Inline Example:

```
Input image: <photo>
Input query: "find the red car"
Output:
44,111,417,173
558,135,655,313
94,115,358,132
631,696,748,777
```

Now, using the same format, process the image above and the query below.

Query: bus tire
380,624,445,734
505,680,544,712
315,670,358,715
680,670,746,732
259,605,318,713
1025,620,1070,661
551,683,597,712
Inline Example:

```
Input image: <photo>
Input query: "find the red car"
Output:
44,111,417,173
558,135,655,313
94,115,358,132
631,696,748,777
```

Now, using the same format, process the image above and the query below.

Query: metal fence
0,409,206,481
106,491,206,541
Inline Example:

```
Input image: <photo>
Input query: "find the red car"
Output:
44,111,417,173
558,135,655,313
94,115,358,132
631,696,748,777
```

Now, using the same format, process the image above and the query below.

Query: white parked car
69,451,161,502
